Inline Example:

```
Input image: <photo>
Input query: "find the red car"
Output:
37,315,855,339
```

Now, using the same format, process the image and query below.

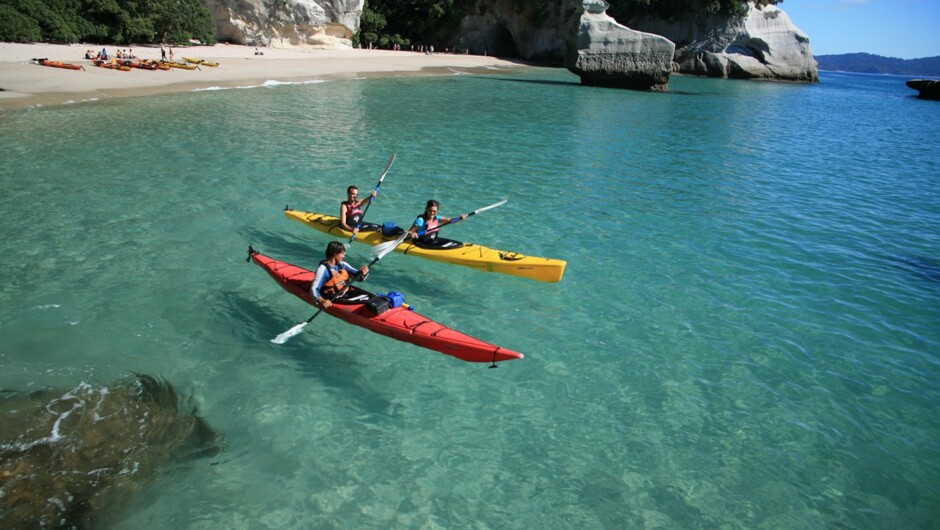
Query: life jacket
343,200,363,228
417,214,440,240
319,261,351,298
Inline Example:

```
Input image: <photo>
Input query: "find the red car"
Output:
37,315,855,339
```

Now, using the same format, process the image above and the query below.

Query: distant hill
815,53,940,76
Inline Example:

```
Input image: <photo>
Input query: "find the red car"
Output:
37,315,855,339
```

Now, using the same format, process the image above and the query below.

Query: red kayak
249,248,524,364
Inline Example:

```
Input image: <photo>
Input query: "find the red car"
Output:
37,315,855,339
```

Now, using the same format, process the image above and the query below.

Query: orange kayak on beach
93,59,131,71
129,60,160,71
33,58,83,71
140,60,171,70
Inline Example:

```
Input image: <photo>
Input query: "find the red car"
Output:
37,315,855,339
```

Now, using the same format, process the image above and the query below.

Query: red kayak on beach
249,248,524,364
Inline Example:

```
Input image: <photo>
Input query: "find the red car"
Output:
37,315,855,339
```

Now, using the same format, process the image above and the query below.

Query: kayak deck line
249,248,524,364
284,209,566,283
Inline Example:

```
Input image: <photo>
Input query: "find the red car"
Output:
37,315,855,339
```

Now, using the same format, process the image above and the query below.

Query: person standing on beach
339,186,377,234
161,44,166,61
407,200,466,244
169,47,174,62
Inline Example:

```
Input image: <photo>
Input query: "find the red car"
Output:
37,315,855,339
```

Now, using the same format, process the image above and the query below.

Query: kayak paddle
270,232,406,344
346,153,396,248
369,198,508,257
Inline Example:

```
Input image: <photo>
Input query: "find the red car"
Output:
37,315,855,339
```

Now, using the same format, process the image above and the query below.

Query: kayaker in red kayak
339,185,376,235
312,241,369,308
407,200,466,244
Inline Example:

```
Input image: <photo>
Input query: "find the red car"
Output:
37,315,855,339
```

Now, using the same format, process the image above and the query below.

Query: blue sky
782,0,940,59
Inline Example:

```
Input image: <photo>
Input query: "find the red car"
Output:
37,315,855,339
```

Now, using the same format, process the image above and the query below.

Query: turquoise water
1,68,939,528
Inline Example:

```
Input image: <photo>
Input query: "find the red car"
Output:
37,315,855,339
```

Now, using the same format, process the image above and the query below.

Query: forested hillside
0,0,215,45
816,53,940,77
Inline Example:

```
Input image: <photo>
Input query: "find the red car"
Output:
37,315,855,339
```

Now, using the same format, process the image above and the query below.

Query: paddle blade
473,198,508,215
378,153,396,183
271,322,308,344
371,232,408,260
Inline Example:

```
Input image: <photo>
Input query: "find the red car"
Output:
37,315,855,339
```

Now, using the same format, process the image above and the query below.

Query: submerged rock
565,0,675,91
0,375,223,529
906,79,940,100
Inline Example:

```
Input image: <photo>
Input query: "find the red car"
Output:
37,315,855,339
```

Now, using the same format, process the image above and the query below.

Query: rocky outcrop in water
200,0,363,48
565,0,675,91
906,79,940,100
453,0,815,83
625,2,817,82
0,375,223,529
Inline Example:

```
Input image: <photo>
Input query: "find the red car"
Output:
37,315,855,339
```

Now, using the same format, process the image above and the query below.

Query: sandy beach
0,42,529,110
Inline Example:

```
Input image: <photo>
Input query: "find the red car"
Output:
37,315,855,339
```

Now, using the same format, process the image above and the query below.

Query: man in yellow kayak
339,185,377,235
407,200,467,244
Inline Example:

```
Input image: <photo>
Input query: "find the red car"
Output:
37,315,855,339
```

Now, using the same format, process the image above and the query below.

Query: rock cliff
626,2,817,81
454,0,816,83
199,0,363,48
565,0,674,91
454,0,573,62
197,0,817,83
906,79,940,101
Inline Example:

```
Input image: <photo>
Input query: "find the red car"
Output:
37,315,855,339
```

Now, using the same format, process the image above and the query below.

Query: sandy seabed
0,42,529,110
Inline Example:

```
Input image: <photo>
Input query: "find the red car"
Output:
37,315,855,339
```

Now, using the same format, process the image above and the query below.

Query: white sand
0,42,528,110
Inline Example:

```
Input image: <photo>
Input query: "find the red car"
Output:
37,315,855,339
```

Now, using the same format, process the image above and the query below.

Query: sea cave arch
459,23,520,58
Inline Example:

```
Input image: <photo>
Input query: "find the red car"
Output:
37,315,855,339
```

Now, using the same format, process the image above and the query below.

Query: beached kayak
33,58,83,71
93,59,131,71
249,248,524,364
182,57,219,67
162,61,199,70
130,60,160,71
146,60,171,71
284,209,566,283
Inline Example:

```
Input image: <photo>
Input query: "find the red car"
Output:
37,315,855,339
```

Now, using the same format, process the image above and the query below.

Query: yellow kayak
182,57,219,67
284,209,566,283
162,61,199,70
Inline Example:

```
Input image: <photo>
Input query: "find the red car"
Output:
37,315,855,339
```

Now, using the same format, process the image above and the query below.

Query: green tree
0,4,42,42
0,0,215,45
359,0,464,49
356,1,387,47
608,0,782,21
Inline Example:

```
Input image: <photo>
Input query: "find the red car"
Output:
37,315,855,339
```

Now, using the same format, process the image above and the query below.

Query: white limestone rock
200,0,363,48
565,0,675,91
629,2,817,82
454,1,816,84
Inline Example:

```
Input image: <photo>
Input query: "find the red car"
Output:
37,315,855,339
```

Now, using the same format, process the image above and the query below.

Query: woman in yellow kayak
339,185,377,235
311,241,369,308
407,200,467,244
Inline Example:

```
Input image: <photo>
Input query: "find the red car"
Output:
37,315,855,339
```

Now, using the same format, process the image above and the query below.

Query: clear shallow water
1,68,939,528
